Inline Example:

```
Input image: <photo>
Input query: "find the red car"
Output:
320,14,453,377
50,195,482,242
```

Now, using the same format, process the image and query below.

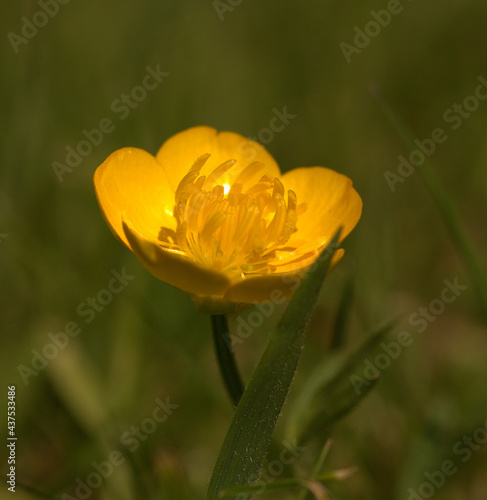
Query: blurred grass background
1,1,487,499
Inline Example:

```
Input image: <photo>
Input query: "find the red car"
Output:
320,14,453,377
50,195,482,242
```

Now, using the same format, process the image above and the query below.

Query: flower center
160,154,307,275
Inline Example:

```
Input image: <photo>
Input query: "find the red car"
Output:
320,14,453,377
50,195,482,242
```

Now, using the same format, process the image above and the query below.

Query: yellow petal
224,249,345,303
270,248,345,275
123,218,231,296
156,126,281,191
94,147,175,248
223,272,298,303
281,167,362,250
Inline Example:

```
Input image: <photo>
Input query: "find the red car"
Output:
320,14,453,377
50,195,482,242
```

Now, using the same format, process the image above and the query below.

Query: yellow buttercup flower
94,126,362,312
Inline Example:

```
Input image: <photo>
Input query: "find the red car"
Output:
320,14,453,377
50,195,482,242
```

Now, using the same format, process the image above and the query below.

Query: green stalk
211,314,244,408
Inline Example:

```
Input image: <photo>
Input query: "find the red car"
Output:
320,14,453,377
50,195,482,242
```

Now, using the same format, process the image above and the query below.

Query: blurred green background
1,1,487,499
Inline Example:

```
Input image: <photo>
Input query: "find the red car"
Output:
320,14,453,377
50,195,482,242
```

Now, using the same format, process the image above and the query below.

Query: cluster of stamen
159,154,306,276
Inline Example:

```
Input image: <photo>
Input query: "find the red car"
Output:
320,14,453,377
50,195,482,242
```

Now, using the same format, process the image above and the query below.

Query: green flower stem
374,87,487,318
207,232,340,500
211,314,244,407
296,441,333,500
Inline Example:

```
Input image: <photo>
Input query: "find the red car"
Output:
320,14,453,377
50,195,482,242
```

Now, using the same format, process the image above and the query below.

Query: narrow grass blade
373,86,487,318
286,321,395,444
207,231,341,500
219,469,355,498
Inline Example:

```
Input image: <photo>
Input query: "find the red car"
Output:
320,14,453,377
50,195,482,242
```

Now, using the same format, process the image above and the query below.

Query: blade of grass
207,231,341,500
219,469,356,498
296,440,333,500
286,321,394,444
373,86,487,318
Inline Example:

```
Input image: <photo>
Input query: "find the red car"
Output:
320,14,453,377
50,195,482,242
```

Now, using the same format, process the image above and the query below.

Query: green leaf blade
207,231,341,500
286,321,396,445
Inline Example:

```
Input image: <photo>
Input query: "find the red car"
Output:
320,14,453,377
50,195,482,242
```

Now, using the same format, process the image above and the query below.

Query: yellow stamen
201,212,227,247
175,170,199,216
233,203,260,243
272,178,285,198
266,194,286,243
246,181,274,196
205,159,237,188
190,153,211,172
166,156,307,274
234,161,265,185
